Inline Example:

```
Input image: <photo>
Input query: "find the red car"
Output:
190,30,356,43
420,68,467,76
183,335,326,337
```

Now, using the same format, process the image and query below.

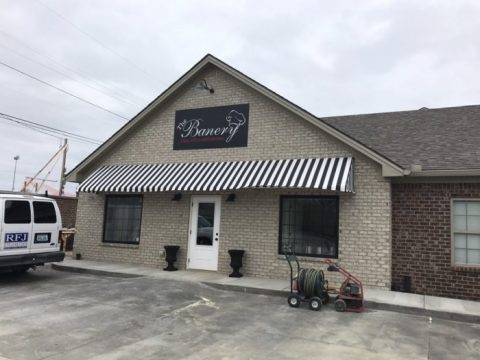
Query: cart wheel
309,297,322,311
334,299,347,312
322,293,330,305
288,294,301,308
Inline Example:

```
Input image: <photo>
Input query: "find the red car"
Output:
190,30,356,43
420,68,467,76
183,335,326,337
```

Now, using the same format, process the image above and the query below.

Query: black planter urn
164,245,180,271
228,249,245,278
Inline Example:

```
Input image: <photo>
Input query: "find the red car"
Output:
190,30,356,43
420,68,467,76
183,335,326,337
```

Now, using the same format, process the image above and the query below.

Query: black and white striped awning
79,157,354,193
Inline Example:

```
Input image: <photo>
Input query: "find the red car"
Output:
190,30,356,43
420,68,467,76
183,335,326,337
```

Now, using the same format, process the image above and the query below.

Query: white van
0,192,65,273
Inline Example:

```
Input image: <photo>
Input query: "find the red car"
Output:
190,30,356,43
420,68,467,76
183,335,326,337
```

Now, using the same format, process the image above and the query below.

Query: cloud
0,0,479,190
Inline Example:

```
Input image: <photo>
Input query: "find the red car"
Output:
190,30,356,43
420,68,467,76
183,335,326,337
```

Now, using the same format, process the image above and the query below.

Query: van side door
30,201,61,253
0,199,33,256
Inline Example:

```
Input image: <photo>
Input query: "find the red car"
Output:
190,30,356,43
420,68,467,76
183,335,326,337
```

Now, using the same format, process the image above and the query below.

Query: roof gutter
408,168,480,177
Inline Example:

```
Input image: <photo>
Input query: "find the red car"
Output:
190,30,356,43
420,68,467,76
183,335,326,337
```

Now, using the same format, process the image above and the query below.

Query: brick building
323,107,480,300
51,195,78,229
66,55,479,300
51,195,78,251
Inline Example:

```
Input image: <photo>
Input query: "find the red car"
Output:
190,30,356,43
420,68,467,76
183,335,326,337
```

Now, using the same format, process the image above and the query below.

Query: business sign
4,233,28,249
174,104,249,150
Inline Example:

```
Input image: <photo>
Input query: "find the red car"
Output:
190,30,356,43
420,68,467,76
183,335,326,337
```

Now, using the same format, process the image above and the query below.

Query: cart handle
322,258,363,286
283,244,300,293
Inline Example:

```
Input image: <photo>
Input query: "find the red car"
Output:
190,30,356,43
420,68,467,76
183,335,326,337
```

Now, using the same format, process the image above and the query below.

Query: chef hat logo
226,110,246,127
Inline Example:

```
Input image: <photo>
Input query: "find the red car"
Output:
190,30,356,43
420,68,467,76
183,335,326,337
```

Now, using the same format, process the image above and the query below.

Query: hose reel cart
284,248,329,311
324,258,364,313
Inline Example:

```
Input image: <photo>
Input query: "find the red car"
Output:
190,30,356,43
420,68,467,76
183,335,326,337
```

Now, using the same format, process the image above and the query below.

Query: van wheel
12,266,30,274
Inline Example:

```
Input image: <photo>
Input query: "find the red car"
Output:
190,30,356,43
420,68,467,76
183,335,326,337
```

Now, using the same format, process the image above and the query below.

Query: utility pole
22,142,67,193
59,138,68,196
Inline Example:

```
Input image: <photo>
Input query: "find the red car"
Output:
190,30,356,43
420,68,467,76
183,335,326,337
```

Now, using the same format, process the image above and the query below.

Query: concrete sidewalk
51,258,480,323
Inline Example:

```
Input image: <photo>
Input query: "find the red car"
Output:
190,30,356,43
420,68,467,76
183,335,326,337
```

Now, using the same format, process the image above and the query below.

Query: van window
4,200,31,224
33,201,57,224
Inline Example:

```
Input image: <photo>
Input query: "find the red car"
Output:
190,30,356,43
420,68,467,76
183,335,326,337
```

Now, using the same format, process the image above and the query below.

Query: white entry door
188,196,221,271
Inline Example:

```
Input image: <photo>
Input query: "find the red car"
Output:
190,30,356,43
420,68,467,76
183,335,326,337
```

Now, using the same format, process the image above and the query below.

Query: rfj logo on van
174,104,249,150
5,233,29,249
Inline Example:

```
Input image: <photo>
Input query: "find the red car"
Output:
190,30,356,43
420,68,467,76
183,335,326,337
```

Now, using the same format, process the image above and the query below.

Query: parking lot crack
169,296,219,317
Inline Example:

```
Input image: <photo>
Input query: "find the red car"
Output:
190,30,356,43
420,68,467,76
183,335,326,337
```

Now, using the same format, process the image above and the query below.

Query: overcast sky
1,0,479,194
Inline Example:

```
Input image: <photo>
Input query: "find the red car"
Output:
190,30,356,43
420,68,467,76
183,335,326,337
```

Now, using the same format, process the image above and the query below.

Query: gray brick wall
74,66,392,289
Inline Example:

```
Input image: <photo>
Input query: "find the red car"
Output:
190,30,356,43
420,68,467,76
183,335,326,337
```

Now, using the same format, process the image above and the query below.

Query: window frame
451,198,480,268
278,195,339,259
102,194,144,245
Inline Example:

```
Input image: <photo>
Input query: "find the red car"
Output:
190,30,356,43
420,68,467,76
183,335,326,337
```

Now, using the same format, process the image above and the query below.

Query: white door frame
187,195,221,271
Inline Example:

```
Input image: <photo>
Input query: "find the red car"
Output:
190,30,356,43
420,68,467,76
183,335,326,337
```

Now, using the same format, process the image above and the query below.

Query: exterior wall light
226,194,236,202
197,79,214,94
171,193,182,201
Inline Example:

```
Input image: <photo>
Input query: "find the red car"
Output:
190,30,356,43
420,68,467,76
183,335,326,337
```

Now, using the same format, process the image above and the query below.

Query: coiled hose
297,268,326,298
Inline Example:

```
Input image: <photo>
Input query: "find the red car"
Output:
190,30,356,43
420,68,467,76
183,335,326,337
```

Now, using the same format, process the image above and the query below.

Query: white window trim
451,198,480,268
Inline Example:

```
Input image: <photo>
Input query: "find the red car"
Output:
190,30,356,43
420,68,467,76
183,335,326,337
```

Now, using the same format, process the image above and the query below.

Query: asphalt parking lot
0,268,479,360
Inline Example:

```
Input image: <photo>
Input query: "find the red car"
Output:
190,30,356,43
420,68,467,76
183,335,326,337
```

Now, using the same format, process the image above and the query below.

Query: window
33,201,57,223
103,196,143,244
196,203,214,246
452,200,480,266
279,196,339,258
34,233,51,243
4,200,31,224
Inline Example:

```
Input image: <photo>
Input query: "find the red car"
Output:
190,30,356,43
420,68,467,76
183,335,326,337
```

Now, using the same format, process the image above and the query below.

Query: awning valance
79,157,354,193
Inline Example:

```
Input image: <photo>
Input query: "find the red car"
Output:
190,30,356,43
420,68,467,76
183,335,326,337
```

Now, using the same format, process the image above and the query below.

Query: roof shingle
322,105,480,171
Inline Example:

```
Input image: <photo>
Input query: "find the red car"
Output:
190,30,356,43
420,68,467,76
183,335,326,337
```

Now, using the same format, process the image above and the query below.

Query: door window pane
279,196,338,258
103,196,143,244
197,203,214,246
4,200,31,224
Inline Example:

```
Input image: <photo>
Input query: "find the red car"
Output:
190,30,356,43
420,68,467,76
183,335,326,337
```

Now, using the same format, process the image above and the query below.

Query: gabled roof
66,54,407,182
323,105,480,175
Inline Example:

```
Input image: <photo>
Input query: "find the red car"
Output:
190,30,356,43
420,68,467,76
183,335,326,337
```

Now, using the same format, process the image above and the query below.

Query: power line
3,118,63,145
9,120,63,142
35,0,163,85
0,119,100,146
1,119,98,146
0,112,103,145
0,29,147,105
0,60,130,120
0,42,143,108
0,112,102,143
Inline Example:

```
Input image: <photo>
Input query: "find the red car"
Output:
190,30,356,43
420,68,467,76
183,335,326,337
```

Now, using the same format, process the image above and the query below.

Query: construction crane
21,139,68,196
